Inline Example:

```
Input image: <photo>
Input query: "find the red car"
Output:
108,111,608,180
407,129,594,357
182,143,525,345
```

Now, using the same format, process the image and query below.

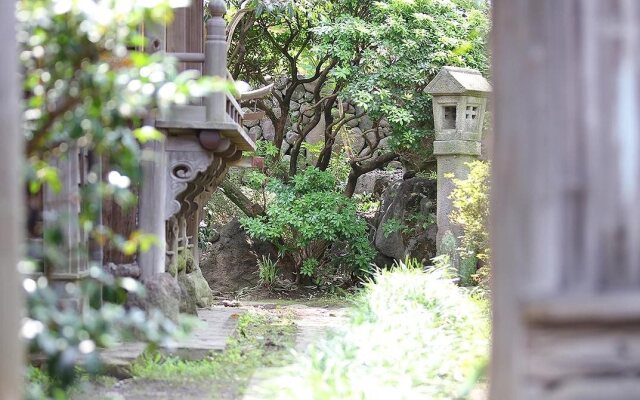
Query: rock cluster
244,76,392,156
371,177,438,267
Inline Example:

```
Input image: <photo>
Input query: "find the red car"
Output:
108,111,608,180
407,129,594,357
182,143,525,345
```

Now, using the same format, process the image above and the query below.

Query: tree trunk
220,179,263,218
344,171,360,198
344,152,398,198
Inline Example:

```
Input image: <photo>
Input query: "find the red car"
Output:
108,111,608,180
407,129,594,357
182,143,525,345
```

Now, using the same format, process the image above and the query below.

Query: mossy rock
178,274,198,315
167,252,197,278
178,267,214,309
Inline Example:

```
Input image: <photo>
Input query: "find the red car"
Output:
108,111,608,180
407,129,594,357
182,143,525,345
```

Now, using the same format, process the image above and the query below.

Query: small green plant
382,217,407,238
450,161,491,286
354,193,380,214
383,211,435,240
416,170,438,181
392,257,425,272
258,256,280,286
301,258,319,277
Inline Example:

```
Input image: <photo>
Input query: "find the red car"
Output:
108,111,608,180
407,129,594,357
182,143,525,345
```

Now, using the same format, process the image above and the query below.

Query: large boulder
128,273,181,322
201,218,277,295
354,170,403,197
178,267,214,309
374,178,437,264
178,275,198,315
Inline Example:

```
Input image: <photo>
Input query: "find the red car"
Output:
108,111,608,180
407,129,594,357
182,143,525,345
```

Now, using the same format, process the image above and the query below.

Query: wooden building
33,0,257,287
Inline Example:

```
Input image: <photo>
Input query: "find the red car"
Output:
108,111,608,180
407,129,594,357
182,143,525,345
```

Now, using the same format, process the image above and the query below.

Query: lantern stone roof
425,66,491,95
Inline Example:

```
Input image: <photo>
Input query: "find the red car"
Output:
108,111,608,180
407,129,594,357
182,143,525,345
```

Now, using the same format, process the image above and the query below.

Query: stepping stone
99,307,244,377
166,307,244,360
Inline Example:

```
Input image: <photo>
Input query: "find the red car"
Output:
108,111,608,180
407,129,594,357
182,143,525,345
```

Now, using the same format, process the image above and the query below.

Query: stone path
100,306,244,377
242,303,348,400
288,304,348,352
83,302,347,399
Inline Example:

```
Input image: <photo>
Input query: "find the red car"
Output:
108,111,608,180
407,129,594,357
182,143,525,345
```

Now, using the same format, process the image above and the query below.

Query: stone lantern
425,66,491,274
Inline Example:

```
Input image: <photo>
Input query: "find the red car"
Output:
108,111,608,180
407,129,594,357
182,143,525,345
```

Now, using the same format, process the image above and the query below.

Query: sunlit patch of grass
129,309,296,394
253,264,490,400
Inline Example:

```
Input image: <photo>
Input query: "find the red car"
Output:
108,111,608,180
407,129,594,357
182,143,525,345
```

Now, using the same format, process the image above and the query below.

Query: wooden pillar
492,0,640,399
43,144,87,287
0,0,24,397
204,0,228,122
138,139,167,280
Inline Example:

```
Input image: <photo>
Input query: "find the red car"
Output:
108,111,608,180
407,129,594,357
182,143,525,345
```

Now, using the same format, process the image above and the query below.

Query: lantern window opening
443,105,457,129
466,106,479,120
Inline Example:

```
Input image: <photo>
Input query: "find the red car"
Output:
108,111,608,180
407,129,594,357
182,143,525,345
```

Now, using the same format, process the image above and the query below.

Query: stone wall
244,77,392,156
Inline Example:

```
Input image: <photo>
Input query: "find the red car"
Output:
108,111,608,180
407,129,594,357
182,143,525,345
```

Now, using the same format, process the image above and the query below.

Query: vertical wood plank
0,0,24,397
138,137,167,280
492,0,640,398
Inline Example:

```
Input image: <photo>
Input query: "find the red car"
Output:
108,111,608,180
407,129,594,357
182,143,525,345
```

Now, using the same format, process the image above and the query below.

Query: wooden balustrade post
204,0,228,123
0,0,24,397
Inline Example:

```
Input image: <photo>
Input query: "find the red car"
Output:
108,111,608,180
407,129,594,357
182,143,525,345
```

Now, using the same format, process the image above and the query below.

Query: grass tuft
253,265,490,399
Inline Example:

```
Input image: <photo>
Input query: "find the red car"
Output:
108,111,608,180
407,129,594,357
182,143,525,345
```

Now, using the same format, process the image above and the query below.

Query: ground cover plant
252,261,490,399
129,309,296,398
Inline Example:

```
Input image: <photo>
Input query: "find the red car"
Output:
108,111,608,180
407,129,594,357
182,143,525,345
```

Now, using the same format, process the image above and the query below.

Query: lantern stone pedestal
425,67,490,279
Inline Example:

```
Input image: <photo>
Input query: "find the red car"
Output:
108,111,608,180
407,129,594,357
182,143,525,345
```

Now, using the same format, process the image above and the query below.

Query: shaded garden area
10,0,494,398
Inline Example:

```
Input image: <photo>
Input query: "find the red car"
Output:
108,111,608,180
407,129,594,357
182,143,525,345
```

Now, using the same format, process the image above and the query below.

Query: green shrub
251,262,490,399
241,168,375,279
450,160,491,285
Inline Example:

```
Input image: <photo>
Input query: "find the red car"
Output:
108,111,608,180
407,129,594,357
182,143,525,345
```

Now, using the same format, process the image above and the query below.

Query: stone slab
433,140,481,156
99,307,243,377
167,307,244,360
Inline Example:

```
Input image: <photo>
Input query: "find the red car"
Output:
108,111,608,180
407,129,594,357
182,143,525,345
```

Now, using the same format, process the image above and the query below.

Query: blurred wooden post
138,17,168,280
0,0,24,397
492,1,640,399
43,145,88,290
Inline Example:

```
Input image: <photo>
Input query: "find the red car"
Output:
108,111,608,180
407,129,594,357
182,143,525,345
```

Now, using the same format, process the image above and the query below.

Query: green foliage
241,168,374,277
450,161,491,285
353,193,380,215
382,217,407,239
228,0,489,186
383,211,435,240
258,256,280,287
314,0,489,150
392,256,426,272
23,265,195,398
253,264,490,399
301,258,319,277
